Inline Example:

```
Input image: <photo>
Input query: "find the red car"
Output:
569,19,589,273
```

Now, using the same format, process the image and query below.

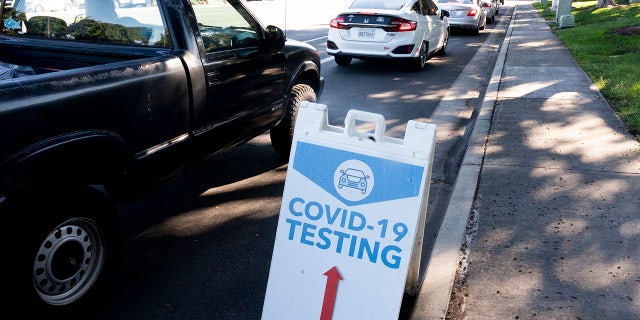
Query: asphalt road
92,1,510,319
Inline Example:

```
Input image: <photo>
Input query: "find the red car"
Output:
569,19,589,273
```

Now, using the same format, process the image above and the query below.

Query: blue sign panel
293,142,424,206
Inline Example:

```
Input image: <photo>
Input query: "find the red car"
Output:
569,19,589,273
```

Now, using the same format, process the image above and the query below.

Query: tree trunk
596,0,616,8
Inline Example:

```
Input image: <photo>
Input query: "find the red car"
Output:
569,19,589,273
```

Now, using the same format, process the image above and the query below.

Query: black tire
411,41,428,71
270,84,317,158
7,187,123,317
334,55,352,66
435,28,449,56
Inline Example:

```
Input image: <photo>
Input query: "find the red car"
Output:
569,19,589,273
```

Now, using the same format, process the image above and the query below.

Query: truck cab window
191,1,259,53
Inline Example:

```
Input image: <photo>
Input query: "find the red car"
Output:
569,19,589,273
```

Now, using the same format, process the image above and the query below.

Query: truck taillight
389,18,417,32
330,16,347,29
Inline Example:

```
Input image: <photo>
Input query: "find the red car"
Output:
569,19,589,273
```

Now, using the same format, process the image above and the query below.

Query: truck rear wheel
270,84,317,158
9,187,123,316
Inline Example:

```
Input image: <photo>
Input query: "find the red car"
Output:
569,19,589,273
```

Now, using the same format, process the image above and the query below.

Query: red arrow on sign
320,266,343,320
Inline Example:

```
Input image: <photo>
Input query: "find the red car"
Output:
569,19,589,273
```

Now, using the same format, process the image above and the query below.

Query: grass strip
533,0,640,140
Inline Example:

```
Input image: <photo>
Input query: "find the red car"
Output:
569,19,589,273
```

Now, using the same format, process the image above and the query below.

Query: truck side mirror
264,25,285,50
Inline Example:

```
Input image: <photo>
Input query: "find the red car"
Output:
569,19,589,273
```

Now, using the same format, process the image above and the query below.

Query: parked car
326,0,450,71
481,0,498,24
436,0,486,35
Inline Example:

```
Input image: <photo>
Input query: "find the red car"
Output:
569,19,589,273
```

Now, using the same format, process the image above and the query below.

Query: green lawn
533,0,640,140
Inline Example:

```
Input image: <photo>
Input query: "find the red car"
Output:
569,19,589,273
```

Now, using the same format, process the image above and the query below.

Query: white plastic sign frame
262,102,436,320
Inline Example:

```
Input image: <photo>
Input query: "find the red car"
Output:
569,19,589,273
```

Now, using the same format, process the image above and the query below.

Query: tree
596,0,616,8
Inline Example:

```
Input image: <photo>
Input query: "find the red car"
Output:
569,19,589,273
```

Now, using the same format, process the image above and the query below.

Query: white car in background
326,0,450,71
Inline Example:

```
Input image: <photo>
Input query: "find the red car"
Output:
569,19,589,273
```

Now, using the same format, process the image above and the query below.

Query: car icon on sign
338,168,369,194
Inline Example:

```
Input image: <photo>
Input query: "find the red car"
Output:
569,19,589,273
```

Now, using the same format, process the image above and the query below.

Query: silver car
481,0,499,24
436,0,486,35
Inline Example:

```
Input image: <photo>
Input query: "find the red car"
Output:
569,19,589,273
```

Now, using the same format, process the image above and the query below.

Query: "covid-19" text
284,197,410,269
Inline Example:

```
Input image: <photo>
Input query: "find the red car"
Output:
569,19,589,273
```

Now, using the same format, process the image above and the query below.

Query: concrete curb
412,5,519,319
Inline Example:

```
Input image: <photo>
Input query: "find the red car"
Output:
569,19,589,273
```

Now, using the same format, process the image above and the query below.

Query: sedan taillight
388,18,417,32
330,16,347,29
467,9,479,16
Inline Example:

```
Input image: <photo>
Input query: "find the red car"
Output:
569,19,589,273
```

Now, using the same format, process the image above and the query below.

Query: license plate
357,28,375,38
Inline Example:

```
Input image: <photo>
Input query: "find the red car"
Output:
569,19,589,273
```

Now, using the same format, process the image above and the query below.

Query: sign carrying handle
344,109,387,143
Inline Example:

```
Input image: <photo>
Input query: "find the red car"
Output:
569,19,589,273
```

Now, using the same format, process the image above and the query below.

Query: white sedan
326,0,450,71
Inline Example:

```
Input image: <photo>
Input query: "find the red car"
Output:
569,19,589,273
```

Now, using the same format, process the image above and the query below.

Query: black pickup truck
0,0,323,314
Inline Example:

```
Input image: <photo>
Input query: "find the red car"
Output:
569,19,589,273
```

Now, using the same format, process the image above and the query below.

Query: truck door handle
207,71,222,86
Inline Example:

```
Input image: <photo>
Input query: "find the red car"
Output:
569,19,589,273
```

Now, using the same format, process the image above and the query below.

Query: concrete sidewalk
412,1,640,319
